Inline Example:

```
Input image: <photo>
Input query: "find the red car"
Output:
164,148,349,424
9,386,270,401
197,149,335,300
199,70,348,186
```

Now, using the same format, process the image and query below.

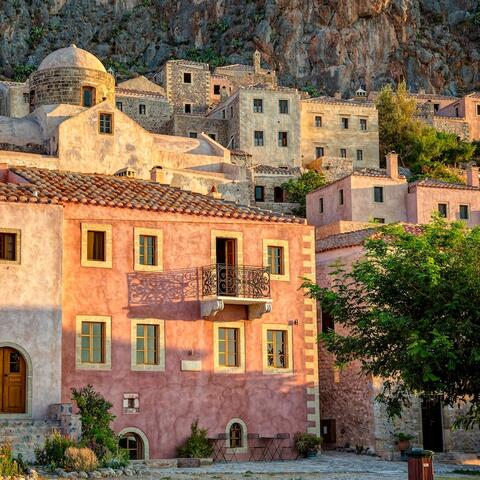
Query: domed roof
38,45,107,73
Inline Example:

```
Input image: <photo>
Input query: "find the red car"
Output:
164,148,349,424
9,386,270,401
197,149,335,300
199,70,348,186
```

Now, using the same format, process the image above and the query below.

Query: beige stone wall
115,94,171,134
0,83,30,118
0,201,63,419
29,67,115,110
301,99,380,169
252,172,299,214
433,116,470,139
168,113,229,145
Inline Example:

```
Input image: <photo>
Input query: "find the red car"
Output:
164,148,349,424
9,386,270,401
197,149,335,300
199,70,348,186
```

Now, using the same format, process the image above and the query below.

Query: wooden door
0,347,26,413
422,398,444,452
216,238,237,296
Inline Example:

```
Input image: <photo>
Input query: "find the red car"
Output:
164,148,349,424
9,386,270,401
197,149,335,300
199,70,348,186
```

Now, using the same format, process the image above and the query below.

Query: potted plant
394,432,414,452
294,432,322,458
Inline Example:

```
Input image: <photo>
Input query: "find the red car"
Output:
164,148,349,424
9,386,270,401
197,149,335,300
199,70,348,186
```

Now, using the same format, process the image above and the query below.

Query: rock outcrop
0,0,479,95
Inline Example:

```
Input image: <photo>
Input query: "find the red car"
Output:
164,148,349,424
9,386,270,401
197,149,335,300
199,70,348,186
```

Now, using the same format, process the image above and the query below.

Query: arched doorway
119,432,144,460
0,347,26,413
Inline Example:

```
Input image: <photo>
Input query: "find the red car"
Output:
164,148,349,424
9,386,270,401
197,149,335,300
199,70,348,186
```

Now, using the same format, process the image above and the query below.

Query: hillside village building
306,155,480,459
0,164,319,460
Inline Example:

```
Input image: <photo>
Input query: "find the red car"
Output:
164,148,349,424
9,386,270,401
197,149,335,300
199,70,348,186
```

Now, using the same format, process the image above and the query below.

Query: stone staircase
0,418,61,462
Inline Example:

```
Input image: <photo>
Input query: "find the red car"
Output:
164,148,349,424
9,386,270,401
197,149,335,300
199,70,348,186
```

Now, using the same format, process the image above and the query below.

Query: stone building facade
167,113,229,145
300,96,380,171
29,45,115,111
0,81,29,118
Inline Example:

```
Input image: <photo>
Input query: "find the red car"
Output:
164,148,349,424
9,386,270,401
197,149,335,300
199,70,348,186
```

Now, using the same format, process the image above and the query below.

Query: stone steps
0,418,61,462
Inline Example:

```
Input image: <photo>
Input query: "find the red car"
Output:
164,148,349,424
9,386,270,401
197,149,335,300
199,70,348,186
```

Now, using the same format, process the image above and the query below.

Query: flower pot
306,450,317,458
397,440,411,452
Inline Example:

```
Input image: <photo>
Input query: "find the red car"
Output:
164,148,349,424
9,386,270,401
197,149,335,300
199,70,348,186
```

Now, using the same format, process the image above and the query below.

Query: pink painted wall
407,185,480,226
315,246,376,450
61,205,316,458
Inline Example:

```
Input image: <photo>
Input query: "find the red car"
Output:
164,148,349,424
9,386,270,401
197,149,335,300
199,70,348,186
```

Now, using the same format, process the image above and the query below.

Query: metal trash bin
407,448,434,480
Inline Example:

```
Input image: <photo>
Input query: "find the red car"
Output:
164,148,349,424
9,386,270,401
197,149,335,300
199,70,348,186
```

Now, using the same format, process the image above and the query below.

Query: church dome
38,45,107,73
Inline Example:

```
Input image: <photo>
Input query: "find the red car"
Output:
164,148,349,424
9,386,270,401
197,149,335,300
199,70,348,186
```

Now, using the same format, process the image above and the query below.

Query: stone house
300,96,380,172
0,81,30,118
0,165,319,460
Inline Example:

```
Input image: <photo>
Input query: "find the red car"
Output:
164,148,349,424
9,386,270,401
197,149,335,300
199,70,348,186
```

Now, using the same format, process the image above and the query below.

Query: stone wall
433,116,470,140
0,82,30,118
29,67,115,110
163,60,210,114
115,93,171,133
308,156,353,182
168,113,229,145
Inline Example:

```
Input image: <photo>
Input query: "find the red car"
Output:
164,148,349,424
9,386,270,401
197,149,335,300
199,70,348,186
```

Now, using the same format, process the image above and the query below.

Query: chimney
253,50,261,73
386,152,399,179
150,166,164,183
334,91,342,100
467,165,479,187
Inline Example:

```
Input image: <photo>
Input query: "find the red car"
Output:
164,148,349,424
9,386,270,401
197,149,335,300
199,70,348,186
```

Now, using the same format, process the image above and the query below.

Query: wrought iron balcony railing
201,264,271,299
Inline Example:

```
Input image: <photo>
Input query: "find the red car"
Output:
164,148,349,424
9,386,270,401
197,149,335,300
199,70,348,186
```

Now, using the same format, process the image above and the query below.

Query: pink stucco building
0,165,319,460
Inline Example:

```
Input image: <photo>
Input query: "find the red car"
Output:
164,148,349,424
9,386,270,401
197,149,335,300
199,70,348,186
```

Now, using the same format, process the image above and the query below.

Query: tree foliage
281,170,326,216
376,82,476,181
303,219,480,428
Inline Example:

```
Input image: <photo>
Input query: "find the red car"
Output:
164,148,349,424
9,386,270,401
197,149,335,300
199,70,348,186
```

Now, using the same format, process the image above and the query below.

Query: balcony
200,264,272,319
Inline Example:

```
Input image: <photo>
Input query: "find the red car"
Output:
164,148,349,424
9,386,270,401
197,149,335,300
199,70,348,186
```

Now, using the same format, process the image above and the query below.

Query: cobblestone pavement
141,452,480,480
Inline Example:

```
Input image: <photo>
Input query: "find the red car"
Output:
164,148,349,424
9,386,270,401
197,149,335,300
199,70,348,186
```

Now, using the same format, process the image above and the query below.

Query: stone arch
118,427,150,460
0,342,33,417
225,417,248,453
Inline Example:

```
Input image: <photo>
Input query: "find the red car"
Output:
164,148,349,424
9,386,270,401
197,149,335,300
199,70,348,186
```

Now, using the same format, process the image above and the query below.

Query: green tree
376,82,475,179
303,219,480,428
281,170,326,217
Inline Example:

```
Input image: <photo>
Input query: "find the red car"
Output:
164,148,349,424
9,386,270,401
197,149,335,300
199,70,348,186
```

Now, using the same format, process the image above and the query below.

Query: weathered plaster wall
169,114,228,146
300,100,379,169
0,83,29,118
0,202,63,419
61,205,318,458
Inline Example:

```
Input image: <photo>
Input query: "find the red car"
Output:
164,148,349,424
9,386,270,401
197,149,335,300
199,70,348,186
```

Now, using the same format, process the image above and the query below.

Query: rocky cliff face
0,0,479,96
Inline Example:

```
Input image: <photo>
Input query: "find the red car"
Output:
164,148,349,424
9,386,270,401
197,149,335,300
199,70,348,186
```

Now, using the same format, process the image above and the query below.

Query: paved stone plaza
138,452,480,480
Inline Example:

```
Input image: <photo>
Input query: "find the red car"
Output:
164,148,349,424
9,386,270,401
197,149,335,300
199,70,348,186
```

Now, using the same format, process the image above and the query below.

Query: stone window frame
0,228,21,265
225,418,248,454
139,104,146,115
356,149,364,162
81,223,113,269
253,130,264,147
341,116,349,129
253,98,263,113
210,230,244,266
133,227,163,272
116,101,123,111
118,427,150,460
459,204,470,220
315,146,325,158
314,115,322,128
476,104,480,116
75,315,112,371
98,112,114,135
123,393,140,414
261,323,293,375
278,131,288,147
263,239,290,281
278,99,289,114
130,318,165,372
254,185,265,202
373,186,384,203
437,202,449,219
359,118,368,131
213,321,246,374
183,72,192,84
340,148,347,158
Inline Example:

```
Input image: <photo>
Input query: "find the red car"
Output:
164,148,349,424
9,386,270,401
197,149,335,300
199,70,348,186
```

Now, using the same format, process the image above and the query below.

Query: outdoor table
275,432,291,460
259,435,276,461
247,433,263,461
208,433,228,462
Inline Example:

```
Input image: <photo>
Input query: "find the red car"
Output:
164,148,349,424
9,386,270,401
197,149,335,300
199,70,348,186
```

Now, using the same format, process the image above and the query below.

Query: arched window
119,432,144,460
229,422,243,448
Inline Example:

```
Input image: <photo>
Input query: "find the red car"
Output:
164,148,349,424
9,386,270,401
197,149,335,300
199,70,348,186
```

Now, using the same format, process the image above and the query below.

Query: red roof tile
409,178,480,191
1,167,304,224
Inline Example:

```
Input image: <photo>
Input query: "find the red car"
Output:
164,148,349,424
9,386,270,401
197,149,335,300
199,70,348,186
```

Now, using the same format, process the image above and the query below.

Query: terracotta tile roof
254,164,301,175
1,167,304,224
302,96,376,108
411,93,459,101
466,92,480,99
115,87,167,99
229,149,252,157
408,178,480,191
316,225,424,253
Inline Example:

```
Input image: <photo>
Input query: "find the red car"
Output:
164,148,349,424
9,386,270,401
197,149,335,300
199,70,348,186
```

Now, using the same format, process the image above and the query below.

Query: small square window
213,84,220,95
434,103,440,112
274,186,284,203
315,116,322,128
255,186,265,202
360,118,367,131
374,186,384,203
319,197,324,213
0,230,19,263
116,101,123,111
139,104,146,115
189,132,197,138
183,72,192,83
278,131,288,147
279,99,288,114
253,99,263,113
339,189,344,205
459,204,469,220
208,133,216,141
374,217,385,224
316,146,324,158
267,246,284,275
356,149,363,162
341,117,349,129
99,113,113,134
438,203,448,218
184,103,192,114
254,130,264,146
340,148,347,158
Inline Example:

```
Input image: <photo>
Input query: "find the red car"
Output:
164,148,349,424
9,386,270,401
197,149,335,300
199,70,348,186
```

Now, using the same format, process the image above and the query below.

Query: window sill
131,364,165,372
134,264,163,273
76,363,112,371
263,367,294,375
81,260,112,269
214,365,246,374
